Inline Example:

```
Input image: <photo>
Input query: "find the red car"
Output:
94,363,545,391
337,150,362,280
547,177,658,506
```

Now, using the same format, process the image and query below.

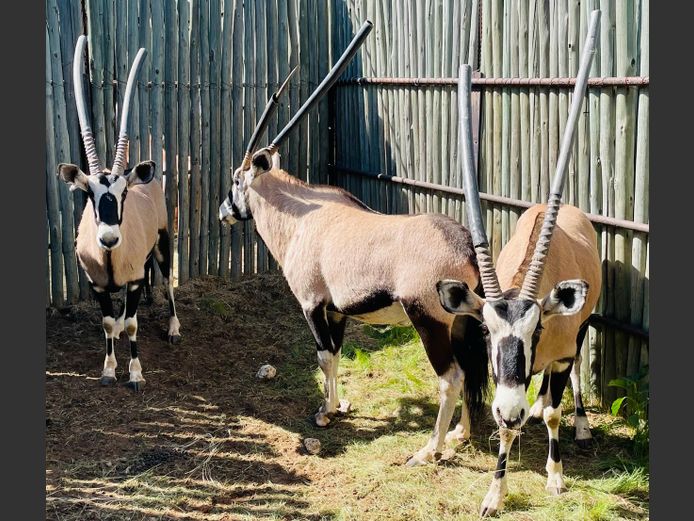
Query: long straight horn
111,48,148,176
459,64,502,301
266,20,373,154
240,66,298,170
73,35,104,176
520,10,601,300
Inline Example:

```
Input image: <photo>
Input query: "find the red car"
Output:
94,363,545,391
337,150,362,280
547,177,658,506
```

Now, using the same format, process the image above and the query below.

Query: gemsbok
437,12,601,516
219,21,490,465
57,36,181,391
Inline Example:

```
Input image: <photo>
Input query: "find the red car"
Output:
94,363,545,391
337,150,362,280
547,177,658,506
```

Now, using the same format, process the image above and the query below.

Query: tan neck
247,170,304,266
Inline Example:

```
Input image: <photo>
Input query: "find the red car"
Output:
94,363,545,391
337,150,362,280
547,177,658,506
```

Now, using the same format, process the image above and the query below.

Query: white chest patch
350,302,411,326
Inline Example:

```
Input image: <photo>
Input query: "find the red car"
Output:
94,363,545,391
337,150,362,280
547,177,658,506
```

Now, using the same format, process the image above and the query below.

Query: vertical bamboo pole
518,0,530,206
629,0,649,377
149,0,164,287
242,0,255,275
546,0,558,200
481,0,493,243
599,0,616,404
491,0,502,259
208,0,221,275
500,0,511,247
102,0,116,166
46,29,64,307
253,0,268,271
189,0,202,278
529,0,541,203
164,0,179,281
557,0,569,203
178,0,191,284
138,0,150,162
614,0,636,383
199,0,210,275
218,0,232,278
231,0,244,278
127,0,141,165
537,0,549,203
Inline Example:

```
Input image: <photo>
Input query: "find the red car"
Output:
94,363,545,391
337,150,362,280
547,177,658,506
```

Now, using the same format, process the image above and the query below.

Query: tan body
250,169,479,325
76,179,167,288
496,204,602,372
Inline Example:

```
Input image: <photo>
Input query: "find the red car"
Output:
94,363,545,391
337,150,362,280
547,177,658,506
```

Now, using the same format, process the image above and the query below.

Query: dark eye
479,323,489,336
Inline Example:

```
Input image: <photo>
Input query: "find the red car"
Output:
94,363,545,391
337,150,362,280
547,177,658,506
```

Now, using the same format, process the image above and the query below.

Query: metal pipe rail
333,166,649,234
338,76,650,88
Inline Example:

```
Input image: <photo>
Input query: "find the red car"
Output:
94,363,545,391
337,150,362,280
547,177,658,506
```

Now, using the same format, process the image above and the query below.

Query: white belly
350,302,412,326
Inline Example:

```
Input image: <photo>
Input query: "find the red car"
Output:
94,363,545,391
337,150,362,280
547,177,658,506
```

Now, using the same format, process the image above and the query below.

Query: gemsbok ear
437,279,485,319
541,279,589,318
58,163,89,192
125,160,156,186
251,148,273,176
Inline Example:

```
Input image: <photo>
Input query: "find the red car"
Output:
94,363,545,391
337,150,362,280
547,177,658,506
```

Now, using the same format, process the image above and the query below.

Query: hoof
480,506,498,517
405,450,439,467
314,412,331,427
125,380,145,392
575,437,593,450
168,334,181,345
99,376,117,386
546,485,566,496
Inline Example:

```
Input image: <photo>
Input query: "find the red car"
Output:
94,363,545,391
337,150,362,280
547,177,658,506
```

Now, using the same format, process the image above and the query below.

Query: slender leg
93,286,119,386
529,371,551,420
154,229,181,344
544,360,573,495
480,428,517,516
445,379,471,447
571,324,593,448
404,307,462,466
142,254,154,305
124,280,145,391
304,305,341,427
328,313,351,414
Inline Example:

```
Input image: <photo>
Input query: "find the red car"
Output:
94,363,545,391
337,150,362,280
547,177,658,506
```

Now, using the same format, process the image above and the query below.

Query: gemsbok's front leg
480,427,517,516
124,280,145,391
304,305,342,427
93,286,120,386
543,360,573,494
406,312,462,466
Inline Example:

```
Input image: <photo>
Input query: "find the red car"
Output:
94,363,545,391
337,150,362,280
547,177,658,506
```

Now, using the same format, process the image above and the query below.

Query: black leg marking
538,372,550,397
124,281,145,392
305,305,337,354
550,362,573,409
327,313,347,350
143,255,154,304
155,229,172,278
494,452,507,479
549,438,561,462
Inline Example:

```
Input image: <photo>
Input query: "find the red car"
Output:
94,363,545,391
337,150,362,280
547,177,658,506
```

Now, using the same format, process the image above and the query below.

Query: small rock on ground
256,364,277,380
303,438,321,455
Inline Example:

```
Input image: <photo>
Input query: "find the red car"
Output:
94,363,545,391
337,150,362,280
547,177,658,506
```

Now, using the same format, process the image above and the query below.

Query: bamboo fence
46,0,648,405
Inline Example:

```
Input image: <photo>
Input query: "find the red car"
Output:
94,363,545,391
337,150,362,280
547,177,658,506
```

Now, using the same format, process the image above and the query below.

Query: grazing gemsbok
437,12,601,516
219,21,490,465
57,36,181,391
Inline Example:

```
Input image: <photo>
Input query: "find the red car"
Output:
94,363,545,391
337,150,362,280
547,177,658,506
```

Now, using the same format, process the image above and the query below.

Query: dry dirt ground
46,272,648,520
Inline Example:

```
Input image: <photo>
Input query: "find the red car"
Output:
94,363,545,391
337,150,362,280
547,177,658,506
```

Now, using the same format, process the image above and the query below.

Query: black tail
452,314,490,422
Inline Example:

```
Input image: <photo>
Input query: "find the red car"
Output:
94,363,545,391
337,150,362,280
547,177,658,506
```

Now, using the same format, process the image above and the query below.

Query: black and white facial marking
219,149,274,225
437,279,589,430
58,161,156,251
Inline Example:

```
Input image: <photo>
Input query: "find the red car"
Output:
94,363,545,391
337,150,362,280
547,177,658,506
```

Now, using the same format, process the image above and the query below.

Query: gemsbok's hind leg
153,229,181,344
142,255,154,305
124,280,145,391
93,286,121,386
304,306,343,427
405,308,462,466
570,323,592,448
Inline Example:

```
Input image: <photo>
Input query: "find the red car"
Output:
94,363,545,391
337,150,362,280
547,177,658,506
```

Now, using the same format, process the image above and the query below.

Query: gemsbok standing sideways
437,12,602,516
57,35,181,391
219,21,490,465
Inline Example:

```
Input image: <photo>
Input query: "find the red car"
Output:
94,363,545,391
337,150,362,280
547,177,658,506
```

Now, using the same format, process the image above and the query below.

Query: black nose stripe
497,335,526,386
98,193,120,225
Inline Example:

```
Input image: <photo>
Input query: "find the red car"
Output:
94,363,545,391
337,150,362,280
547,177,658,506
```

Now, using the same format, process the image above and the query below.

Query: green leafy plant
609,365,649,457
